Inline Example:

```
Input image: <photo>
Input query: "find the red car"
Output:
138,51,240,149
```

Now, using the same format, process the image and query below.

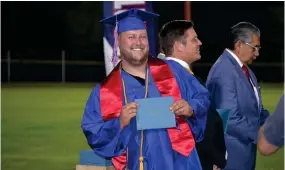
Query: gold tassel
139,156,144,170
185,67,194,75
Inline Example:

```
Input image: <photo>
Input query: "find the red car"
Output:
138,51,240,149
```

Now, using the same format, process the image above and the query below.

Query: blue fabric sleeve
81,85,132,157
166,60,210,142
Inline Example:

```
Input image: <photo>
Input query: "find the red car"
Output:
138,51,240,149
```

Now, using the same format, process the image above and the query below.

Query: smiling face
173,27,202,64
118,29,149,66
181,27,202,64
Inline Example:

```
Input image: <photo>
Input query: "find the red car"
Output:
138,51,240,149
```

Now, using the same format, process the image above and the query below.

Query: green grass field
2,83,284,170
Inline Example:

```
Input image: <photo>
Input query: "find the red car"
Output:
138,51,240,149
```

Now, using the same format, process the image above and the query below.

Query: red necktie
242,65,254,90
242,65,250,80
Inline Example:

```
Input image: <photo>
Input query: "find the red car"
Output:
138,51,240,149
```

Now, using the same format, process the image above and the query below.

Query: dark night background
1,1,284,82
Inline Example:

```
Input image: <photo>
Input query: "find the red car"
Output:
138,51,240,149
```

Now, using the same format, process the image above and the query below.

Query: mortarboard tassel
185,67,194,75
112,20,119,68
139,130,144,170
139,156,144,170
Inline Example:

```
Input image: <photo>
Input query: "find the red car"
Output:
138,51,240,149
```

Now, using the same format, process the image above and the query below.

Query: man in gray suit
258,94,284,156
206,22,270,170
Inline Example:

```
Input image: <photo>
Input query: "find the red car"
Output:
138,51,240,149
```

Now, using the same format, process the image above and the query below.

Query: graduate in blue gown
81,9,210,170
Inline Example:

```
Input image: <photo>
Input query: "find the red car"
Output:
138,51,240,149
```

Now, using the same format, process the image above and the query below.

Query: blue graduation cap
100,8,159,67
100,8,159,33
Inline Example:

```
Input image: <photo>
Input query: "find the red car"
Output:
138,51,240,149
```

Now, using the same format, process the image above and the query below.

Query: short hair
159,20,194,56
226,22,261,50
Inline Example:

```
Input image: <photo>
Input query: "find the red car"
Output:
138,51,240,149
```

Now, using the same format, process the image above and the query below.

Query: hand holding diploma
170,99,194,117
120,102,138,129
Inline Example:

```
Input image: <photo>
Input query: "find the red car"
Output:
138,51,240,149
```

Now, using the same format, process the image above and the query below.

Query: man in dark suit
206,22,270,170
159,20,226,170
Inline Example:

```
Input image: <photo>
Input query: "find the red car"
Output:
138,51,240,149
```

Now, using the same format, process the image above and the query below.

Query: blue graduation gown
81,60,210,170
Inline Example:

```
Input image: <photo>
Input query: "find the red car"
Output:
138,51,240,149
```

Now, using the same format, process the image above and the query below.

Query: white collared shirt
165,57,191,70
226,49,243,67
157,53,166,59
226,49,260,108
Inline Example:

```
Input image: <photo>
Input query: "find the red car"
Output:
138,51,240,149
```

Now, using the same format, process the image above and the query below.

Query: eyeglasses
245,42,261,52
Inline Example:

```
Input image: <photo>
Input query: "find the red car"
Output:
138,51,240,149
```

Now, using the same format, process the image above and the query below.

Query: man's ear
174,41,184,52
235,40,243,51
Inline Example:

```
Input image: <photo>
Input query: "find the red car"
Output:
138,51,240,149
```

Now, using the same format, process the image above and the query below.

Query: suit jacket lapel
222,50,257,104
248,67,262,111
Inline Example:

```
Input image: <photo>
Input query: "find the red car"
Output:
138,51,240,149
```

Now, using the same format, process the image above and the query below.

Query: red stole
100,57,195,170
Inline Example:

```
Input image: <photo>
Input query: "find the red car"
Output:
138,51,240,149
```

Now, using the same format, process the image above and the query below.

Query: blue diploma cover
135,96,176,130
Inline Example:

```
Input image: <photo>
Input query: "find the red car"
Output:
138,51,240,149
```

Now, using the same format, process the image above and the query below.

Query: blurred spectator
258,94,284,156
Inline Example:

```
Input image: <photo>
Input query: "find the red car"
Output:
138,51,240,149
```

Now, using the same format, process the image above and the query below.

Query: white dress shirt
165,57,191,70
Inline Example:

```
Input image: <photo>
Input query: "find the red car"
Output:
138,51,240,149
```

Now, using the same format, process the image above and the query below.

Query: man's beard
121,49,149,66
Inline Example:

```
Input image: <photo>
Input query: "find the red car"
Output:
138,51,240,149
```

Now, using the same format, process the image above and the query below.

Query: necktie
242,65,254,90
242,65,250,80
